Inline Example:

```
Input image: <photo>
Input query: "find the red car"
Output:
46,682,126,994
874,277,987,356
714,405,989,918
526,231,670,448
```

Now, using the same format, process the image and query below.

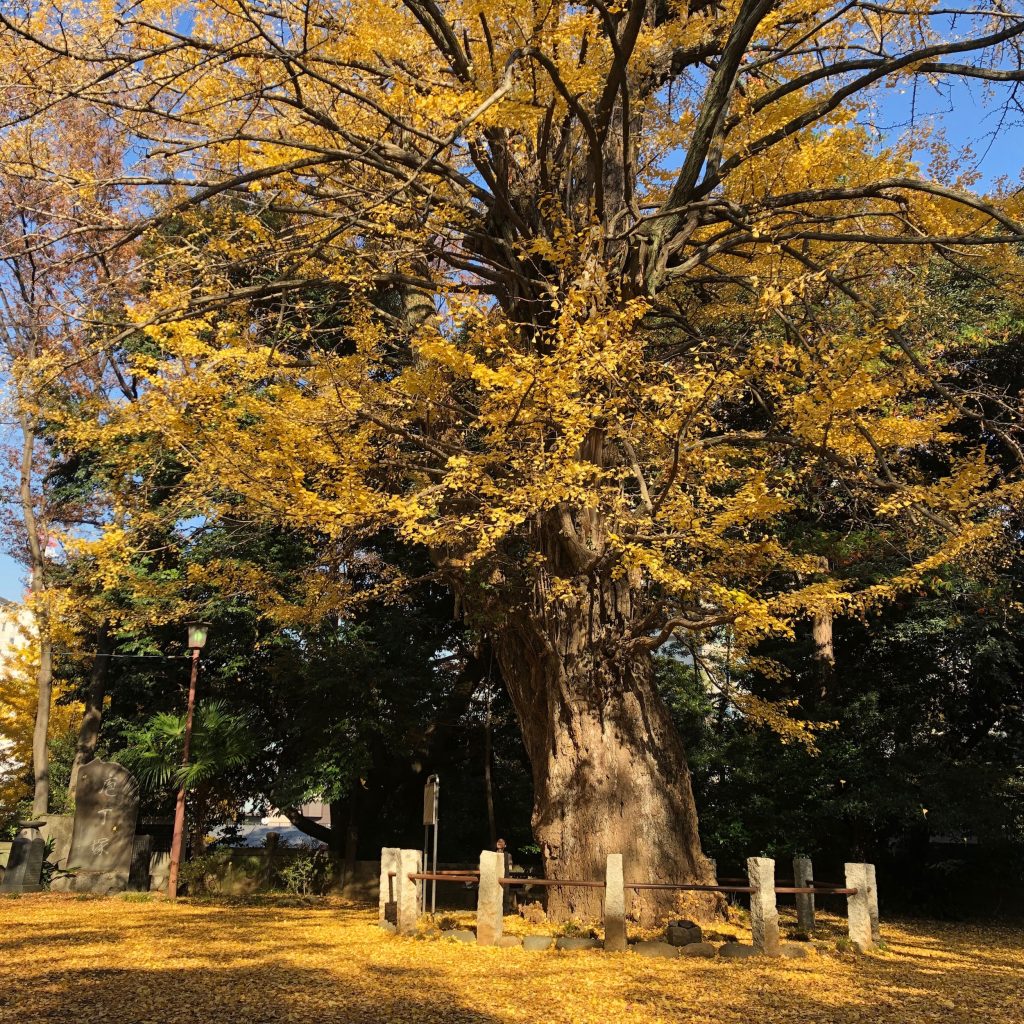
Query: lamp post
166,622,209,899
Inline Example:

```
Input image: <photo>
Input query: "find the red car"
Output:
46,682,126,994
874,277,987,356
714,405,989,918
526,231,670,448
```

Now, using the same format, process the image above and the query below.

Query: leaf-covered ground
0,895,1020,1024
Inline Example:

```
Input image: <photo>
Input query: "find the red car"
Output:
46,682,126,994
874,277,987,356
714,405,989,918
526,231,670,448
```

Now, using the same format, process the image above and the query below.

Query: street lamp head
187,621,211,650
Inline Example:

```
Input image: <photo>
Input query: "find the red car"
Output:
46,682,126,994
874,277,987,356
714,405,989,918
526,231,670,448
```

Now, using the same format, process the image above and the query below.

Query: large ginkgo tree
3,0,1024,919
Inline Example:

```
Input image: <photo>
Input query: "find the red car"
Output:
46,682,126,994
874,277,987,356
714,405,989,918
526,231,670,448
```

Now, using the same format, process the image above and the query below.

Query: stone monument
0,825,46,894
52,759,140,894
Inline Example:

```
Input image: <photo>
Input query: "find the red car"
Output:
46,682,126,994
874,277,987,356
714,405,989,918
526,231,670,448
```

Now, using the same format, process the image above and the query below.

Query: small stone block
523,935,554,951
555,936,600,951
495,935,522,948
678,942,717,958
667,921,703,946
719,942,760,959
445,929,477,943
631,941,679,959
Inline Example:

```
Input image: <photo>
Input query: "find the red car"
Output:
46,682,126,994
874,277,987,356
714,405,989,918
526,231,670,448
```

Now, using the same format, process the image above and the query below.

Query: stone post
603,854,627,951
866,863,881,943
845,862,874,951
747,857,781,955
793,856,815,934
378,847,401,928
396,849,422,936
477,850,505,946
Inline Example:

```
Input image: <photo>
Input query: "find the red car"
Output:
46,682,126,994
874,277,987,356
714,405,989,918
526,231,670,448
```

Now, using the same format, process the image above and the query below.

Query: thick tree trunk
491,580,717,926
69,623,113,797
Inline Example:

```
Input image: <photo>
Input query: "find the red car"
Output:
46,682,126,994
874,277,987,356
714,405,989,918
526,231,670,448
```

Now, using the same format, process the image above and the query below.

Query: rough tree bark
493,611,716,924
480,517,718,925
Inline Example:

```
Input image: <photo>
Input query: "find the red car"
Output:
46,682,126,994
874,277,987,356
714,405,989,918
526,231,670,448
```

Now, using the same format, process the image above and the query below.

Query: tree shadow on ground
0,956,507,1024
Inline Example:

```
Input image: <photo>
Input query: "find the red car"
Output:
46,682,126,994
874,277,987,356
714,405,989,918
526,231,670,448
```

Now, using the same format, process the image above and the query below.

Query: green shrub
278,845,330,896
179,853,227,896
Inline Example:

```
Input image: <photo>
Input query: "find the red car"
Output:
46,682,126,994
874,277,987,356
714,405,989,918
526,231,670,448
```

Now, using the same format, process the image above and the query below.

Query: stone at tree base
793,856,815,934
780,943,816,959
378,848,400,927
476,851,505,946
555,937,600,951
631,941,679,959
845,863,874,951
746,857,781,956
496,935,523,948
0,835,45,894
50,760,139,894
445,929,477,943
522,935,555,951
678,942,717,958
666,919,703,946
603,854,627,951
718,942,760,959
395,849,422,936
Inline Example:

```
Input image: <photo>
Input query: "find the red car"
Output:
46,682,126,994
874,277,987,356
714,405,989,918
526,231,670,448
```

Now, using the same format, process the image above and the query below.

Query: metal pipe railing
404,871,854,896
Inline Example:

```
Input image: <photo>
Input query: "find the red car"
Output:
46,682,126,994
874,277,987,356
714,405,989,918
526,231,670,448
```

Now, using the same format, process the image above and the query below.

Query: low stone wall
148,850,400,900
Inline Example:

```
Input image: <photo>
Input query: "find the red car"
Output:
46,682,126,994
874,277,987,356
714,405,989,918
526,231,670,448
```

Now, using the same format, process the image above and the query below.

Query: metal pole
430,774,438,913
421,826,428,913
167,647,200,899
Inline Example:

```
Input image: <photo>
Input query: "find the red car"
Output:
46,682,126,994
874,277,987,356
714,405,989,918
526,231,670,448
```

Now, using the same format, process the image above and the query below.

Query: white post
793,856,815,934
747,857,781,955
845,862,874,951
477,850,505,945
604,854,626,951
396,849,422,936
378,847,400,928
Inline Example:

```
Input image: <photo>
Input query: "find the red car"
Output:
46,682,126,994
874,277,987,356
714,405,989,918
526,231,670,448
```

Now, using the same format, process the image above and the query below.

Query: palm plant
117,701,257,859
118,701,255,792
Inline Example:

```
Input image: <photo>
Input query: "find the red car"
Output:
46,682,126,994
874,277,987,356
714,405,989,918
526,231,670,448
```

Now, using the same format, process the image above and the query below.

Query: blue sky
0,72,1020,605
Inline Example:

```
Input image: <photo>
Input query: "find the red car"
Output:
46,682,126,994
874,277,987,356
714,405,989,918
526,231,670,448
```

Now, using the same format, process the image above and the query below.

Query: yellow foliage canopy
2,0,1023,664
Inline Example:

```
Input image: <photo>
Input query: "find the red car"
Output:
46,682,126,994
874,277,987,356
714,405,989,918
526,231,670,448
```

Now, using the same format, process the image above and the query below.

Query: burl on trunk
493,584,718,926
